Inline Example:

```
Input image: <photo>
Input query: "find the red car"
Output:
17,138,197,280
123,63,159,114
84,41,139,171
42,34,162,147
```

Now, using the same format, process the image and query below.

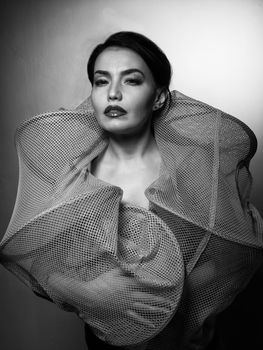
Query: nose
108,82,122,101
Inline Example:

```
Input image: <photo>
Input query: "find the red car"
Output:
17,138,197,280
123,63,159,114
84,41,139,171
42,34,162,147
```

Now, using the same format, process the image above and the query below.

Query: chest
91,160,161,209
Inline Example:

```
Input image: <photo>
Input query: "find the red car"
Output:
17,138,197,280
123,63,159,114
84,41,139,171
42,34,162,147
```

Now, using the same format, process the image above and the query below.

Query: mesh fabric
0,90,262,348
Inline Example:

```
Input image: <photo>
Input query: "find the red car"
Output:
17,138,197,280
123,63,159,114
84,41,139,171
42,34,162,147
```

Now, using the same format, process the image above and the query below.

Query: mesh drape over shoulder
0,90,262,348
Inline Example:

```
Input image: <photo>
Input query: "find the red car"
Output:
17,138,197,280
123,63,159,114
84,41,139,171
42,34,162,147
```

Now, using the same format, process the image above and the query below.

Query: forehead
94,47,151,74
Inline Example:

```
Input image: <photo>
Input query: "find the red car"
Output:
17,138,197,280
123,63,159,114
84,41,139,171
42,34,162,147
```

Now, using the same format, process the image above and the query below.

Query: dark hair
87,31,172,97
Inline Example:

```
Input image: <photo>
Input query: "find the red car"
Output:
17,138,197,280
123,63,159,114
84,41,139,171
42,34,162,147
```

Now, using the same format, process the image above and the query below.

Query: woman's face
91,47,159,135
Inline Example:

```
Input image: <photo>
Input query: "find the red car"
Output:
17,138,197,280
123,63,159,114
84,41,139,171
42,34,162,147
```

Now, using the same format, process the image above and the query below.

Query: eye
94,79,108,87
125,77,143,85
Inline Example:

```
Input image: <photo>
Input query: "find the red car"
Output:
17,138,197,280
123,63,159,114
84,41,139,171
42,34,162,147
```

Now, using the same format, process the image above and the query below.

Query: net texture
0,90,262,348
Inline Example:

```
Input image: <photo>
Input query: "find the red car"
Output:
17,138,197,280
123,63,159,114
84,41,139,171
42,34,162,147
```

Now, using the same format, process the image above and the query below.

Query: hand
48,267,173,329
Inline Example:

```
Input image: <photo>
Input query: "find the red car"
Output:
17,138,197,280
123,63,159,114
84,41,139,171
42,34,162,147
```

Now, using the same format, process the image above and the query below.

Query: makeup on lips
104,105,127,118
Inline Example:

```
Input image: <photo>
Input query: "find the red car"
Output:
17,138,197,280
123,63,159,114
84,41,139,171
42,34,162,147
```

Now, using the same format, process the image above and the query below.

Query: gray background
0,0,262,349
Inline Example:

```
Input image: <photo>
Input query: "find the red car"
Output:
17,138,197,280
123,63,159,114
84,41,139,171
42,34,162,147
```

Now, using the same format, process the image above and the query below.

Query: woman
0,31,262,350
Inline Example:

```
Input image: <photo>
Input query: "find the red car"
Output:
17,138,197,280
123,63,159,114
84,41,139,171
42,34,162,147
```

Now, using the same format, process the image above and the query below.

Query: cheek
91,90,104,113
91,93,98,112
133,93,155,116
90,95,104,127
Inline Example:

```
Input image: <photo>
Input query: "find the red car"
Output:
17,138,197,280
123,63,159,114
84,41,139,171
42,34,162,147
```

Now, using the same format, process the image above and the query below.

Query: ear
153,88,168,111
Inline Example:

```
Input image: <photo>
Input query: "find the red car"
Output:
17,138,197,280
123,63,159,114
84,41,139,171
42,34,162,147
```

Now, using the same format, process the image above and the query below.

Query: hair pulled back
87,31,172,95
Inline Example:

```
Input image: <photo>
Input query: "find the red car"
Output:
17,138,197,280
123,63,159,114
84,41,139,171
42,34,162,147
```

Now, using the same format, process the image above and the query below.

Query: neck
106,122,156,161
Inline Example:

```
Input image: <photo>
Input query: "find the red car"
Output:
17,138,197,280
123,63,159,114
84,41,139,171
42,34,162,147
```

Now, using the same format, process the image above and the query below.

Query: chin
101,119,136,135
105,126,135,136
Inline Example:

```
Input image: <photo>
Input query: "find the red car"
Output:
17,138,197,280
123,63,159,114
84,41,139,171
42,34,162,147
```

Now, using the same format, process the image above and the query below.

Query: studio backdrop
0,1,262,349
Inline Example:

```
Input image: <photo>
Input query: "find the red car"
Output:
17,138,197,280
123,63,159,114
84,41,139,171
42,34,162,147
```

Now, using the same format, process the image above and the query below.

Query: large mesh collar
0,90,262,348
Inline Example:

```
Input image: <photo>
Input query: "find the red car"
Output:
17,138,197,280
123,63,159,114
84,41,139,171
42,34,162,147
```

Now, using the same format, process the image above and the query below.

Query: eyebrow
94,68,145,77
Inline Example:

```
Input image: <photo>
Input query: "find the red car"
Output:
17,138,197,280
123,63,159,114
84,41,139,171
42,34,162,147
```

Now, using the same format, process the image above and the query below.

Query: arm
47,268,172,327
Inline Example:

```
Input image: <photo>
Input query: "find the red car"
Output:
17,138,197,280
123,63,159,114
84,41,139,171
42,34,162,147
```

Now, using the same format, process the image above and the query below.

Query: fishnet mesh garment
0,90,262,348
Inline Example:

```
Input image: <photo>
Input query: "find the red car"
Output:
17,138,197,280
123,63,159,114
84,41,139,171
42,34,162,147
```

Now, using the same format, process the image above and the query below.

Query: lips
104,105,127,117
